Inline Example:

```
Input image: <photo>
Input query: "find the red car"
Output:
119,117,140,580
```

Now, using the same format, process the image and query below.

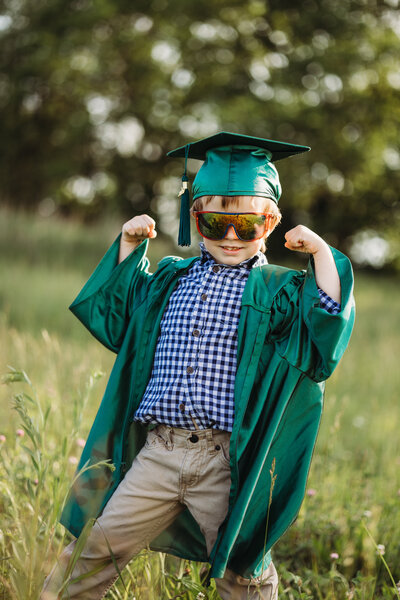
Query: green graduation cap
167,131,310,246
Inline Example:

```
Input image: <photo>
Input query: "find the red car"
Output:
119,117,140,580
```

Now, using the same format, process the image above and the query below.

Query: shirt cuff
317,288,341,315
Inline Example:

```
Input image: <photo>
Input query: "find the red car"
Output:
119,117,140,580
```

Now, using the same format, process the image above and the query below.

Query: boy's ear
264,224,273,238
265,215,279,236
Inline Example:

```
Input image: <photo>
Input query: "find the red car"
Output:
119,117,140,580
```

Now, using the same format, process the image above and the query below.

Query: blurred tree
0,0,399,265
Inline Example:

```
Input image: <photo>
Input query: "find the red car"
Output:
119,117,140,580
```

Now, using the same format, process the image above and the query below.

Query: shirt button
186,366,194,374
192,329,200,337
212,265,221,273
201,293,208,301
179,403,185,412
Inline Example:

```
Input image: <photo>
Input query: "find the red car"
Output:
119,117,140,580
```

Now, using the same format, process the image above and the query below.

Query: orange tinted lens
197,213,229,239
233,214,266,240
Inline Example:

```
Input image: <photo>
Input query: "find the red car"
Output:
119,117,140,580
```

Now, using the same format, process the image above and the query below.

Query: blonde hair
191,195,282,253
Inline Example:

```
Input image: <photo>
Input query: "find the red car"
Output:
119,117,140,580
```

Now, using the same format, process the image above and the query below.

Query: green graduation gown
60,236,355,579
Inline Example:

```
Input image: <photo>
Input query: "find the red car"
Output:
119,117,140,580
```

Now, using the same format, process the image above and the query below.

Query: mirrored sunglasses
194,211,274,241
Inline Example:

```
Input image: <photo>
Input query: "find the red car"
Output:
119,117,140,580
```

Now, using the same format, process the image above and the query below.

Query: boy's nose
224,225,239,240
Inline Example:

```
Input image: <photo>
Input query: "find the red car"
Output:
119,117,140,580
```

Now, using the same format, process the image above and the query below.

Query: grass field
0,208,399,599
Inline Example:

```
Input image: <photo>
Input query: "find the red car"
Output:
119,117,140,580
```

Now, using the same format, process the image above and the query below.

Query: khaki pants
41,426,278,599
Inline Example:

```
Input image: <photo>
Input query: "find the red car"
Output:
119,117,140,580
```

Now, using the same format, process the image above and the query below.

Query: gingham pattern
318,289,341,315
134,244,341,432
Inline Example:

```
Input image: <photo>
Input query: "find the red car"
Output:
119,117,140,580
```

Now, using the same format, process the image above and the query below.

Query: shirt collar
199,242,267,270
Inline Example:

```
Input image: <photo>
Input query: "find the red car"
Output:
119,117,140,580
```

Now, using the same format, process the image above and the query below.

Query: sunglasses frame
193,211,276,241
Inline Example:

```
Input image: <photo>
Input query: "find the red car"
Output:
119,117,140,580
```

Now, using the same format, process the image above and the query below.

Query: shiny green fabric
60,237,355,579
192,146,282,203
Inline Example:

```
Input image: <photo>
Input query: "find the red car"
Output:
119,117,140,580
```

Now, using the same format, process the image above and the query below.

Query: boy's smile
195,196,271,266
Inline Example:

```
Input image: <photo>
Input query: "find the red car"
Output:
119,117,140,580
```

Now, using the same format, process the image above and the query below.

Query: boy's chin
207,246,254,265
203,237,264,265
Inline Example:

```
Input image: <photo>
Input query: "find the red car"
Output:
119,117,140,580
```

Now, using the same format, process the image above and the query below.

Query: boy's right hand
119,215,157,263
121,215,157,243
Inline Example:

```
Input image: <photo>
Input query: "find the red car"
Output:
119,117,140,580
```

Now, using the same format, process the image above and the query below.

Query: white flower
376,544,385,556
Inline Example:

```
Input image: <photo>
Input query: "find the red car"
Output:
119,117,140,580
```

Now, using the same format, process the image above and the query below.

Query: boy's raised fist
284,225,327,256
122,215,157,243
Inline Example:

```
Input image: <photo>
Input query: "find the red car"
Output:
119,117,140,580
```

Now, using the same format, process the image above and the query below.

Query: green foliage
0,0,399,266
0,366,103,599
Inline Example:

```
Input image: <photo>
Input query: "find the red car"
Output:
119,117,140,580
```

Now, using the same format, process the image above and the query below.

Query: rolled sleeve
317,288,341,315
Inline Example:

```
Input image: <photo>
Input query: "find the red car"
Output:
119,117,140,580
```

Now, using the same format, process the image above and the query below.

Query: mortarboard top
167,131,310,246
167,131,310,162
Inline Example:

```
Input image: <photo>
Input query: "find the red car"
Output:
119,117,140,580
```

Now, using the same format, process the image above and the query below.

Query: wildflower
396,581,400,594
376,544,385,556
0,434,6,442
33,479,39,485
76,438,86,448
69,456,78,465
330,552,339,560
352,415,365,428
16,429,25,437
307,488,316,497
363,510,372,518
196,594,205,600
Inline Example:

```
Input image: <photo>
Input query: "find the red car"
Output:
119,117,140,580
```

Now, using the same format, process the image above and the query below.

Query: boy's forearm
118,240,141,264
312,243,341,304
284,224,341,304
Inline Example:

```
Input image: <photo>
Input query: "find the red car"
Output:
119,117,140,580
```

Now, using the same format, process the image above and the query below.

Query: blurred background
1,1,400,598
0,0,399,267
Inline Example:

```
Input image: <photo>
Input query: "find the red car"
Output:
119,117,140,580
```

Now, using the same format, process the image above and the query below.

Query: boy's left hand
285,225,341,302
284,225,328,256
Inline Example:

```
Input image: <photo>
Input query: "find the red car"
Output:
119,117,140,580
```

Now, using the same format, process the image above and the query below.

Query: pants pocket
215,435,231,468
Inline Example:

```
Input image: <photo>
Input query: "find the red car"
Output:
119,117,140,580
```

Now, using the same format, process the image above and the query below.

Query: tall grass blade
362,521,400,600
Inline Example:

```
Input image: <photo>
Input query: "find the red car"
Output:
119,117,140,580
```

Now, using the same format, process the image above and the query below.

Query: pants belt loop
205,429,214,451
190,415,200,430
165,426,173,450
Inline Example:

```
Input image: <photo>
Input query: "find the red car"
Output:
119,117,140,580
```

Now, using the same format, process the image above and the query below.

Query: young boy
41,132,355,600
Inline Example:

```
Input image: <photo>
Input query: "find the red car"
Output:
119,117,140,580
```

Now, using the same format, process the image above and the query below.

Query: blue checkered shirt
134,244,341,432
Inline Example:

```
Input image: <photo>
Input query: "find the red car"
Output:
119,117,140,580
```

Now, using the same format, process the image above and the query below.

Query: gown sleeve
69,236,151,353
269,246,355,382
